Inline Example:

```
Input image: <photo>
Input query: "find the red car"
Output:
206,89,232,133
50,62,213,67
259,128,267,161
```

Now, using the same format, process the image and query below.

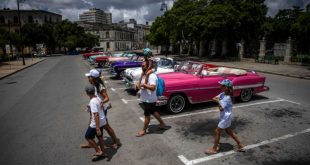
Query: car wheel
119,71,125,78
167,94,186,114
240,88,253,102
99,61,106,68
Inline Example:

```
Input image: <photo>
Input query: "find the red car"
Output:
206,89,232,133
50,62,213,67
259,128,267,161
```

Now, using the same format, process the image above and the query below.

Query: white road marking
179,128,310,165
277,98,301,105
178,155,190,165
121,99,128,104
104,81,109,84
160,99,284,120
121,98,140,104
110,87,128,92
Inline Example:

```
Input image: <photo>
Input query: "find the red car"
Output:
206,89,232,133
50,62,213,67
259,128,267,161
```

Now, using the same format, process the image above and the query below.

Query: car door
196,74,224,102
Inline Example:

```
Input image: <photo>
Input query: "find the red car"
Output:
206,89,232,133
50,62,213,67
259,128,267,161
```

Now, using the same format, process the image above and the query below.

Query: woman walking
81,69,121,149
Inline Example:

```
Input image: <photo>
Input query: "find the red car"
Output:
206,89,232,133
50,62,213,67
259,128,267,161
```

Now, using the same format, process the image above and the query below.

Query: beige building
79,8,111,24
118,19,150,49
78,21,134,51
0,8,61,32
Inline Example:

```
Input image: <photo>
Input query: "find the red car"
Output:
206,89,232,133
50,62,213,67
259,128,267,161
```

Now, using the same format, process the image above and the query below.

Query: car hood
112,61,139,66
125,67,175,78
90,55,106,60
109,57,129,61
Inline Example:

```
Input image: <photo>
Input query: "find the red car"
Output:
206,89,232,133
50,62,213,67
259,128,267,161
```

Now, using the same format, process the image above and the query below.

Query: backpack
156,77,165,96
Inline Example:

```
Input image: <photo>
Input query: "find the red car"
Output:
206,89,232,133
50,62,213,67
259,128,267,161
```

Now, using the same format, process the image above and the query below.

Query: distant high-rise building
79,8,111,24
105,12,112,24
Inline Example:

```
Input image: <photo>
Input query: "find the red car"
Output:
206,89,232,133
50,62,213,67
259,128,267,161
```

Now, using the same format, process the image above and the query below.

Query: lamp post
17,0,25,65
160,1,169,57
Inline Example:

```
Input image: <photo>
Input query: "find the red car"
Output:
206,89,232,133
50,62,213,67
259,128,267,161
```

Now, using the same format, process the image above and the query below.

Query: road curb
0,58,46,80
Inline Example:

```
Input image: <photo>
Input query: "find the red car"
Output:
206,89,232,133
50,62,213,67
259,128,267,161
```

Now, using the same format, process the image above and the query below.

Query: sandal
112,139,122,149
136,130,146,137
80,143,91,148
237,146,245,152
204,148,218,155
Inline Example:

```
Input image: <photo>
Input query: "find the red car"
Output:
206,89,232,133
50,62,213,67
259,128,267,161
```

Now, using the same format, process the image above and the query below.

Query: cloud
265,0,310,16
1,0,309,24
81,0,94,7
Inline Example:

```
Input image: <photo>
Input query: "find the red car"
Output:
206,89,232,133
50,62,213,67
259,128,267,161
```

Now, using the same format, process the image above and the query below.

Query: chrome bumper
124,78,138,90
156,96,168,106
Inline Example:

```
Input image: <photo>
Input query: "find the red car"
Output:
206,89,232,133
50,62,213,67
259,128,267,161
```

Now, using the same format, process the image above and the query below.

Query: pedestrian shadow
147,124,172,135
217,143,234,152
101,136,122,162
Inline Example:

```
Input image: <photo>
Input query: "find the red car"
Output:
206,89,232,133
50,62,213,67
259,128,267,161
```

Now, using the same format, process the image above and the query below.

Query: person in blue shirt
205,79,244,154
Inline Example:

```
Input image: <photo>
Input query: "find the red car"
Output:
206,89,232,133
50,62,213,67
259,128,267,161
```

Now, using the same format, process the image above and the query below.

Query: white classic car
124,57,176,91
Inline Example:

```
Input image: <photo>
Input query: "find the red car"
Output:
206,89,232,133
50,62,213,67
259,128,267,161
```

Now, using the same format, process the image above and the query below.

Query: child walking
84,85,107,160
81,69,121,149
205,79,244,154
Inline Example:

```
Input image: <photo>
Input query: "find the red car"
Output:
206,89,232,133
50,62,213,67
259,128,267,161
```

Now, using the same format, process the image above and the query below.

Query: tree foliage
1,19,99,56
148,0,268,56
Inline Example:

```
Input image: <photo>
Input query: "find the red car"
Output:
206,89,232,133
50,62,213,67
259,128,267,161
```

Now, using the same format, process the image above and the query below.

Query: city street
0,55,310,165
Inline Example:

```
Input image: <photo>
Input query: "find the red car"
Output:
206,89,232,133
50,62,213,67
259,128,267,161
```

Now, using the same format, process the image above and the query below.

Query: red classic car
82,51,104,59
156,61,269,113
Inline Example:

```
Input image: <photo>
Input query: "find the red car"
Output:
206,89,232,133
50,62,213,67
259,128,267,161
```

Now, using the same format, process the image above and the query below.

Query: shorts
143,102,157,116
85,126,104,139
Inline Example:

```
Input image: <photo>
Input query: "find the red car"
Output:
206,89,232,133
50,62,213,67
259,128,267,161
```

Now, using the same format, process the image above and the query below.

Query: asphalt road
0,55,309,165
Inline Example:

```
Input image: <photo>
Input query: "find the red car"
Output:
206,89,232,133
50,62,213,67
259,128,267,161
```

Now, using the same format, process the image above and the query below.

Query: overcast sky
0,0,309,24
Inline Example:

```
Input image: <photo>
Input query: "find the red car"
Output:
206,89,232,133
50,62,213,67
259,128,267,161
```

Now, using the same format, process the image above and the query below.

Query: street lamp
17,0,26,65
160,2,168,11
160,1,169,57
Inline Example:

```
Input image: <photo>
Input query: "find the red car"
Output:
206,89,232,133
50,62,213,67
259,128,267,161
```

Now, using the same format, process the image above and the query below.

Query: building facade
79,8,111,24
0,8,62,32
118,19,150,49
78,21,135,51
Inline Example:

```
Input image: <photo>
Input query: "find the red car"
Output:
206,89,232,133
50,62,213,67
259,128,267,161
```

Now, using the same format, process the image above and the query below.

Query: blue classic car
109,52,145,77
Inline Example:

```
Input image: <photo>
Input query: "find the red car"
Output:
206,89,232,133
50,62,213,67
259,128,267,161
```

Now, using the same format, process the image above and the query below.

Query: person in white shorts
84,85,107,160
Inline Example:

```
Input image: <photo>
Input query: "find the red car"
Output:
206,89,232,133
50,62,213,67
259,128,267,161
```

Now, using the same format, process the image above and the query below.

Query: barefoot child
84,85,107,160
205,79,244,154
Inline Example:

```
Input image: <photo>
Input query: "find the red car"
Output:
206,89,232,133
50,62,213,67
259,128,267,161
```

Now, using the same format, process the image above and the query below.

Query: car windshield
157,58,173,67
175,62,203,75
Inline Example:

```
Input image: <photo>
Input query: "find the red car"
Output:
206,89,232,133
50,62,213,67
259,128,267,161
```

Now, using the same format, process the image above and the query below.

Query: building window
44,16,48,23
49,17,52,23
13,16,18,23
0,16,4,24
107,42,110,49
28,16,34,23
106,32,109,38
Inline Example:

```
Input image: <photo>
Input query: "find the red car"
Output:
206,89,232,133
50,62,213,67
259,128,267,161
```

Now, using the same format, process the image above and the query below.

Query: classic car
109,52,145,77
156,62,269,114
107,52,136,65
82,51,104,59
123,57,176,91
88,53,111,66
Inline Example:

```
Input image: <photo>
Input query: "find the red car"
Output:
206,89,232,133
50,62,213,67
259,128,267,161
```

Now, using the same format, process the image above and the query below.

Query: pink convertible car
156,61,269,113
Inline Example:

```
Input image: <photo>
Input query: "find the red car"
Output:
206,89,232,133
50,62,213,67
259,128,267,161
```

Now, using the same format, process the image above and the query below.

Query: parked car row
82,51,270,114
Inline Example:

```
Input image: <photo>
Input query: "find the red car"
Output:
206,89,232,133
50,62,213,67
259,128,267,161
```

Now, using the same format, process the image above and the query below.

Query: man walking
136,61,167,137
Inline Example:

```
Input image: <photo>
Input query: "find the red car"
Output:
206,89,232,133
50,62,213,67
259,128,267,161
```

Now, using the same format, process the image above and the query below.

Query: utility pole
17,0,26,65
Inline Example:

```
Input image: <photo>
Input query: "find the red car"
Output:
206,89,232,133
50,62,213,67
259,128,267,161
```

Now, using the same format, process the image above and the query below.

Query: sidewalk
168,55,310,80
0,58,46,80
